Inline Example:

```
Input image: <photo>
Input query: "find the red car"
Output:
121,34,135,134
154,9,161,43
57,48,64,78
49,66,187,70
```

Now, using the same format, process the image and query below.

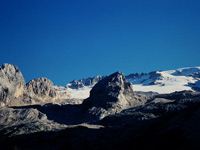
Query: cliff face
0,64,70,106
83,72,147,120
26,78,70,103
0,107,67,136
85,72,135,108
0,63,27,106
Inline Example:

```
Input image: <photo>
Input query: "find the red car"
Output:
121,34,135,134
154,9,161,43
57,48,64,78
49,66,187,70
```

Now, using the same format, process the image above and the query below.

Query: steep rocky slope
83,72,148,120
0,107,67,137
0,63,71,106
0,64,27,106
26,78,70,104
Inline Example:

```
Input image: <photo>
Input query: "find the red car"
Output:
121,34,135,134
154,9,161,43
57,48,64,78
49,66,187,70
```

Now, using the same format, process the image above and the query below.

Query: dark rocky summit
83,72,147,120
84,72,136,108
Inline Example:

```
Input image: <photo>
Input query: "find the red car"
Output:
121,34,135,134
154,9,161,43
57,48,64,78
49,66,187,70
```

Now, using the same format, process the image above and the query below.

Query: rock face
0,63,71,106
27,78,70,103
149,71,163,80
83,72,146,120
101,90,200,126
0,63,27,106
0,107,67,137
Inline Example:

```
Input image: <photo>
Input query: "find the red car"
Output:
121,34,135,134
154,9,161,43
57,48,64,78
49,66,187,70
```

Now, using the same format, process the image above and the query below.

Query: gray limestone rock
0,63,27,106
0,64,71,107
27,78,56,99
26,78,70,103
0,107,67,137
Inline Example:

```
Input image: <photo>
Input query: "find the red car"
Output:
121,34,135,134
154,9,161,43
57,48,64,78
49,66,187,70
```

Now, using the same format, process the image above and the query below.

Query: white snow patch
67,86,93,99
152,98,175,104
132,68,199,94
164,67,200,76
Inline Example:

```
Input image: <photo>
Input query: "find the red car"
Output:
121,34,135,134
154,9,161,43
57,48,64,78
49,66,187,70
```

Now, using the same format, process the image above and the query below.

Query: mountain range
0,63,200,150
67,66,200,99
1,63,200,106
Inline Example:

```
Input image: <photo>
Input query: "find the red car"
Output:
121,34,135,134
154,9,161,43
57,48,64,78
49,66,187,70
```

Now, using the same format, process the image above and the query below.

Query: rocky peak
125,73,140,79
27,77,70,101
149,71,163,80
66,75,106,89
0,64,71,106
0,63,26,106
83,72,143,120
125,72,148,80
89,72,134,101
27,78,53,96
0,63,25,83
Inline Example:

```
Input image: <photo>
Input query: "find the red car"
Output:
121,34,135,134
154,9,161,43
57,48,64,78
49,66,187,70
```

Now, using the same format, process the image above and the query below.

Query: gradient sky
0,0,200,86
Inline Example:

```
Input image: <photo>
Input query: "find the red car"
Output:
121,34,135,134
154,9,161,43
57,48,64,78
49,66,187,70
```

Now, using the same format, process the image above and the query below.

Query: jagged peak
84,71,135,108
66,74,106,89
2,63,14,68
1,63,22,74
27,77,53,85
89,71,131,96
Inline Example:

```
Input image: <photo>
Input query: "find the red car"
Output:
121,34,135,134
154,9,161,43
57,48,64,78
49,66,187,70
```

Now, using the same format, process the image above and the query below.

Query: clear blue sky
0,0,200,86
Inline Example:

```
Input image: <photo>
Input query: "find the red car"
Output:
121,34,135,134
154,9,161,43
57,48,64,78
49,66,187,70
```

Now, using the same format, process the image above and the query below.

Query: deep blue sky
0,0,200,86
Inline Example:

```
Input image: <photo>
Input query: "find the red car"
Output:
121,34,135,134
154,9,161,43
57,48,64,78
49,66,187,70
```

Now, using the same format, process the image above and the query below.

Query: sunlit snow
66,67,200,99
67,86,92,99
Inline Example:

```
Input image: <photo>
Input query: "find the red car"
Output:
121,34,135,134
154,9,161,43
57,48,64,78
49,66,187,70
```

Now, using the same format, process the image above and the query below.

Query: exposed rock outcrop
83,72,147,120
1,91,200,150
0,63,27,106
0,107,67,137
0,64,71,107
26,78,70,103
101,90,200,126
149,71,163,80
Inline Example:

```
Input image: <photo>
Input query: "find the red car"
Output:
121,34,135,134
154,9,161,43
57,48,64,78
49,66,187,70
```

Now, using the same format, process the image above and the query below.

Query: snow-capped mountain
66,75,106,89
128,67,200,93
1,63,199,105
66,75,106,99
66,67,200,99
1,68,200,150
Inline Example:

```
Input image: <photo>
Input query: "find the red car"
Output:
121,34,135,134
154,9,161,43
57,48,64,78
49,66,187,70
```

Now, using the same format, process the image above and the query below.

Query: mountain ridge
0,63,71,106
1,63,200,106
66,66,200,99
